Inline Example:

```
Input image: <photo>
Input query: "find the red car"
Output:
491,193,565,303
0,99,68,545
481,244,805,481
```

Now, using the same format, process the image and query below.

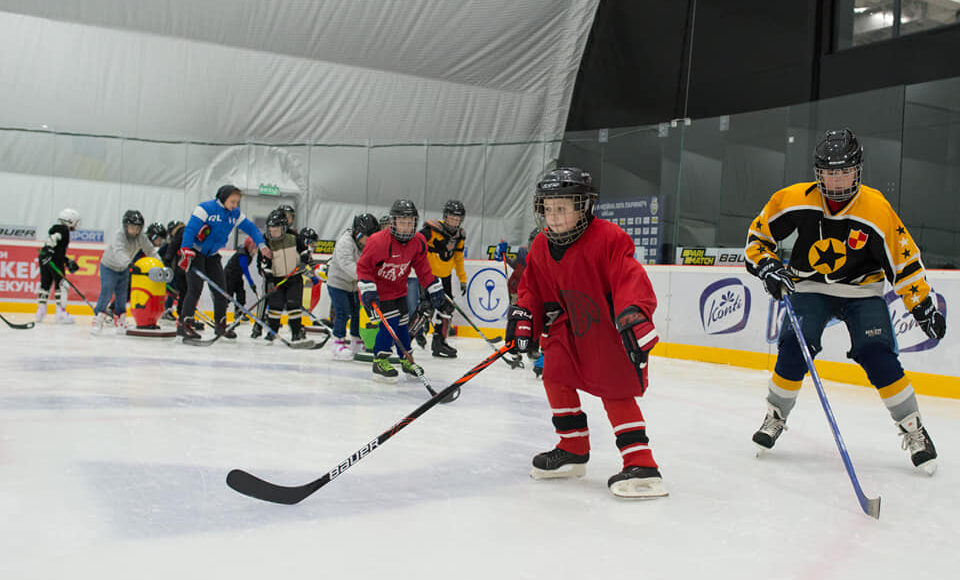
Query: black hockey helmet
146,222,167,244
379,214,391,230
216,184,242,203
122,209,145,228
533,167,597,246
352,213,380,245
814,128,863,203
389,199,419,243
166,220,184,234
298,227,319,246
528,227,541,243
266,209,287,228
277,203,296,225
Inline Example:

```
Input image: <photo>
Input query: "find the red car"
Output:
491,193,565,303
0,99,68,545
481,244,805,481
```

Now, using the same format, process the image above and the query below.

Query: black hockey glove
460,281,468,296
425,279,451,315
505,305,533,354
66,258,80,273
358,279,378,317
911,296,946,340
410,298,434,337
756,259,795,300
615,305,659,393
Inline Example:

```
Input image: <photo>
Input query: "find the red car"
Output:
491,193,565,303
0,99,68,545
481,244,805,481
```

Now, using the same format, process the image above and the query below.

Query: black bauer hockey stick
783,296,881,519
183,265,307,347
444,294,524,370
226,342,512,504
46,262,97,313
192,268,321,350
370,301,459,403
0,312,34,330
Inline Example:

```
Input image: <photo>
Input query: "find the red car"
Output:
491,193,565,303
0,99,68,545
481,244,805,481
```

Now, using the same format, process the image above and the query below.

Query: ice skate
431,334,457,358
399,358,424,378
55,307,74,324
290,326,307,342
34,303,48,323
113,314,128,335
250,324,262,339
90,312,108,335
414,332,427,349
332,339,353,361
177,317,201,340
216,319,237,339
608,466,668,499
752,403,787,456
897,412,937,475
349,335,364,355
530,447,589,479
372,353,399,383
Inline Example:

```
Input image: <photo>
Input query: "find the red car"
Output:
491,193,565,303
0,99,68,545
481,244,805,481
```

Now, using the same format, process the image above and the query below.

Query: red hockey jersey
517,218,658,398
356,229,437,300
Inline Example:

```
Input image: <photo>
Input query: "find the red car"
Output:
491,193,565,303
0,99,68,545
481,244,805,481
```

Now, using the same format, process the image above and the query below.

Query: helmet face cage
442,200,466,233
389,199,419,243
814,129,863,203
533,167,597,246
266,209,287,239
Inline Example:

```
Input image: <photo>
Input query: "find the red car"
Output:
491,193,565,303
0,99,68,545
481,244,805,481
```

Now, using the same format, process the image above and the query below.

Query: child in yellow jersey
745,128,945,474
418,200,467,358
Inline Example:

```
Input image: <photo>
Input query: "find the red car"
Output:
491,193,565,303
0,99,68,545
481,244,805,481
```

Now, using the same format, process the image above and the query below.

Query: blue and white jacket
181,199,265,256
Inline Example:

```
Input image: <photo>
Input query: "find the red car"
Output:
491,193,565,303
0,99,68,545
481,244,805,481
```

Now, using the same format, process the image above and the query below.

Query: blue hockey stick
782,296,881,519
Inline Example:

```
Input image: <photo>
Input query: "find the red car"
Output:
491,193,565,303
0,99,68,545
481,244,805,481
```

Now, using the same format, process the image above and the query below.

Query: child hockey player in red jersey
356,199,452,382
746,128,944,474
35,208,81,324
505,167,666,498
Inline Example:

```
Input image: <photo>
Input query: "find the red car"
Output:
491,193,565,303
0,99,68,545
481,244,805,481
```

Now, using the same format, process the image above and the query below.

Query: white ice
1,318,958,580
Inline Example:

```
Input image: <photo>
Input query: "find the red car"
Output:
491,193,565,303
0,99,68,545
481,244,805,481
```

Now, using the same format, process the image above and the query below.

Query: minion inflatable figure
128,256,176,337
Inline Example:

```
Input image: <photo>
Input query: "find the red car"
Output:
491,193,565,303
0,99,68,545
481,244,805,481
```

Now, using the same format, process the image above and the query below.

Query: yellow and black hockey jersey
745,182,931,309
420,219,466,282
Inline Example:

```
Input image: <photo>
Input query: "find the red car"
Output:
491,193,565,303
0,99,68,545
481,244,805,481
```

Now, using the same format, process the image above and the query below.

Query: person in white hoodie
91,210,160,334
326,213,380,360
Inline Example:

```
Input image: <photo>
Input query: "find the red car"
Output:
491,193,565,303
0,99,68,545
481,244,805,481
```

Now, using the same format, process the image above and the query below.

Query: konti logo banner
699,278,751,335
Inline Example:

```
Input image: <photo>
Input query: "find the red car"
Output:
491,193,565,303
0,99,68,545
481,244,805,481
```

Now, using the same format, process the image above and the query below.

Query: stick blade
182,337,216,347
485,336,503,344
226,469,319,505
863,495,881,519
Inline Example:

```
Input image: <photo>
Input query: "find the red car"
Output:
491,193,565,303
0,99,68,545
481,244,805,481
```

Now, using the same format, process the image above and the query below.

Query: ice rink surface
2,317,958,580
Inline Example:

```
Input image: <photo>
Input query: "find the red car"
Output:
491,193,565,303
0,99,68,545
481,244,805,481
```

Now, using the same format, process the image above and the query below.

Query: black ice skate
432,334,457,358
250,324,262,339
607,466,668,499
897,412,938,475
414,332,427,349
291,326,307,342
530,447,589,479
372,353,399,383
752,403,787,455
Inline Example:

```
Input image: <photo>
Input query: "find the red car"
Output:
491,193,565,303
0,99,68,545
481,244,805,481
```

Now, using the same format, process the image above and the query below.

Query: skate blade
372,374,399,384
530,463,586,480
918,459,938,476
609,477,669,499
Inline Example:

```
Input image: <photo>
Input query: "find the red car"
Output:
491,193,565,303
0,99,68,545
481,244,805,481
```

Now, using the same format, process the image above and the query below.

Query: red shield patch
848,229,868,250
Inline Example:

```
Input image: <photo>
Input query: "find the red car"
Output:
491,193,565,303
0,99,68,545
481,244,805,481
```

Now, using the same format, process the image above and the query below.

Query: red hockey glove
505,305,533,354
615,305,658,392
178,248,196,271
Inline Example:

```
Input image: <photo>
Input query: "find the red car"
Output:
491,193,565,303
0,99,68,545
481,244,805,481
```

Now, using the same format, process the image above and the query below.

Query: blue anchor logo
479,279,500,311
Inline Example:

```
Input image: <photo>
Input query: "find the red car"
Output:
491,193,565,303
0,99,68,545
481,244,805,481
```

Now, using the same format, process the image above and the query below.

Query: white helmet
58,208,81,229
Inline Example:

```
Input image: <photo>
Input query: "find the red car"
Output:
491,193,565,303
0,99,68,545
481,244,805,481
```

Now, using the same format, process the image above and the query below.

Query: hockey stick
226,343,512,504
192,268,321,350
46,262,97,313
445,295,524,370
783,296,881,519
183,266,306,347
370,302,459,402
0,312,34,330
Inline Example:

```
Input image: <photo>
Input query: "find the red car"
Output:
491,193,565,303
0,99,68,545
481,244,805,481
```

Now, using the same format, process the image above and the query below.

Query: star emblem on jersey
808,238,846,275
847,229,868,250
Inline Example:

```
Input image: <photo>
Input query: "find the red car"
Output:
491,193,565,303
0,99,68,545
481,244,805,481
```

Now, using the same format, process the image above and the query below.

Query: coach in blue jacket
177,185,272,339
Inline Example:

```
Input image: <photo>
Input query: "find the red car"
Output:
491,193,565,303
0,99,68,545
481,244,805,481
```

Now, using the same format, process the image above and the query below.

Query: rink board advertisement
4,238,959,396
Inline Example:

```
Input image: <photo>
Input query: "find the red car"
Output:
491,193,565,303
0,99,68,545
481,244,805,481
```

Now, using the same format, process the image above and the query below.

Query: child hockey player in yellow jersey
746,128,945,474
418,200,467,358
